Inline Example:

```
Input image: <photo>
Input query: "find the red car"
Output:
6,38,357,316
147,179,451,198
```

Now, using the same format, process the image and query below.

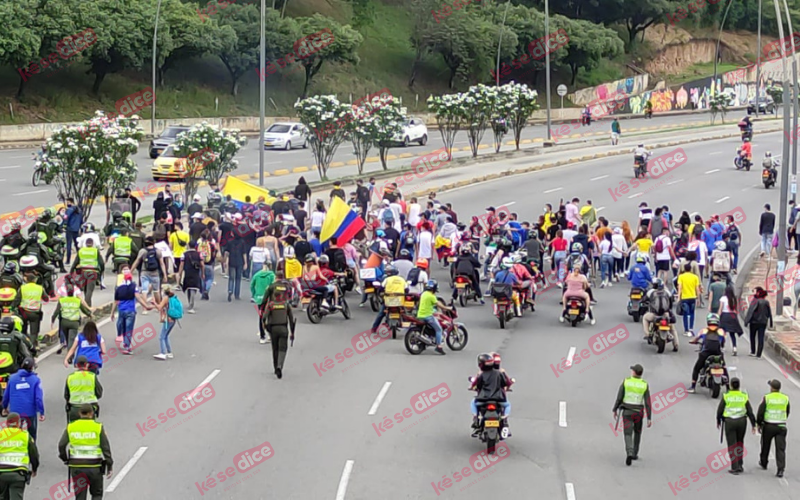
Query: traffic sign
557,85,567,97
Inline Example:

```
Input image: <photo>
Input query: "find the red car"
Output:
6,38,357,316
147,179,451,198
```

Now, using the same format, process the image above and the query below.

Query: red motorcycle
403,301,468,355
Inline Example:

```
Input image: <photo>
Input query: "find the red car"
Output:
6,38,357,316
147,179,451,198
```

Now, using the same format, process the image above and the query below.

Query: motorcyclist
70,237,104,306
105,228,137,272
627,255,653,290
0,317,31,377
300,254,336,310
0,264,23,296
510,253,534,307
417,279,451,355
738,115,753,137
687,313,727,393
318,254,344,309
560,263,595,324
451,244,484,305
19,234,56,297
27,208,57,243
391,249,414,280
492,257,521,317
103,211,131,238
740,137,753,165
469,353,511,437
762,151,778,182
76,222,102,251
0,223,25,251
642,278,678,351
644,99,653,116
582,105,592,125
371,265,408,332
633,144,651,167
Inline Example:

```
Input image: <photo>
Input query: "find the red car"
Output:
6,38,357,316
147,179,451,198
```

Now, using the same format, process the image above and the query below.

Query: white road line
565,347,576,367
705,169,720,174
565,483,577,500
559,402,567,427
667,179,684,185
13,189,48,196
590,175,608,181
596,207,605,212
186,369,221,400
544,187,563,194
336,460,355,500
367,382,392,416
709,151,722,155
105,447,148,492
0,164,22,167
716,196,730,203
498,201,516,208
628,192,643,199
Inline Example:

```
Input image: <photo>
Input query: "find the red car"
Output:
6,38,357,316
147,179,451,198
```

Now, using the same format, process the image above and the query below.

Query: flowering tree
498,82,539,150
462,84,498,158
709,92,729,125
295,95,353,180
172,122,247,202
427,93,465,161
39,111,142,221
344,97,403,175
372,101,407,170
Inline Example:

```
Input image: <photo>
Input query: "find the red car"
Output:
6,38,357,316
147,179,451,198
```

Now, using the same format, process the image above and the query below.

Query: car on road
151,145,208,181
263,122,309,150
391,117,428,147
747,95,776,114
149,125,191,158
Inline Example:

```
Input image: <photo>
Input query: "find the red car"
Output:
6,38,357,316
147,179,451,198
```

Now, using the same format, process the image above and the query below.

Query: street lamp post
712,0,736,87
259,0,266,186
495,0,512,87
544,0,552,141
151,0,164,137
781,0,798,201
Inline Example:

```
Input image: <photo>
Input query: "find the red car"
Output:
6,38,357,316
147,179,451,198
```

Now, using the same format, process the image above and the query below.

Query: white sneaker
260,338,268,344
141,310,149,316
153,353,167,360
166,353,174,359
559,316,565,323
188,309,196,314
591,318,597,325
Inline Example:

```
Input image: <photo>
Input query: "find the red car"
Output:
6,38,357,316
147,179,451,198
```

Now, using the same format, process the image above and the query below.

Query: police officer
106,229,136,273
17,274,47,356
259,270,296,379
0,318,31,377
51,277,93,352
717,377,756,474
0,264,22,298
70,238,103,306
612,364,652,466
64,356,102,423
0,413,39,500
757,379,790,477
58,404,113,500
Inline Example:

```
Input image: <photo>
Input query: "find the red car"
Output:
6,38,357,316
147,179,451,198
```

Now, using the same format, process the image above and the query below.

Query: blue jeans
65,230,80,263
160,320,175,354
228,266,243,298
371,304,386,331
422,316,443,345
600,254,614,282
471,400,510,416
249,262,264,279
729,241,739,270
203,264,214,294
116,310,136,350
681,298,696,332
554,251,567,282
761,233,773,254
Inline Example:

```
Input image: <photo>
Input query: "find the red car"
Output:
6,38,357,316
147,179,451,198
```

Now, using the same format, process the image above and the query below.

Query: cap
78,403,95,415
76,355,89,365
486,206,495,212
769,379,782,390
382,200,390,206
334,181,341,186
192,213,204,219
233,213,243,221
630,364,644,375
6,413,19,424
193,194,201,201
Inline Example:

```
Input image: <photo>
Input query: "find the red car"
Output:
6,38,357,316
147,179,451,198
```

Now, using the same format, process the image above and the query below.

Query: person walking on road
677,263,702,337
64,357,102,423
152,286,181,361
109,265,154,355
612,364,652,466
63,322,106,375
611,118,621,145
759,204,776,258
260,272,296,378
18,274,47,357
58,404,113,500
227,236,245,302
70,237,103,306
744,287,773,358
717,377,756,475
251,263,276,343
0,412,39,500
1,358,44,441
51,276,93,354
757,379,790,477
177,241,203,314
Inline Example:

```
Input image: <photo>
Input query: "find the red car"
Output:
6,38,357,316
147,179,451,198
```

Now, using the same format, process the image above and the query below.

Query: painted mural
569,74,649,105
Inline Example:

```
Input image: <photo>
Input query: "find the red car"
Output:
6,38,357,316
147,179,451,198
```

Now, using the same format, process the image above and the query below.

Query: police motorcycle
469,353,513,455
104,211,132,246
19,233,56,297
0,223,24,270
762,152,778,189
28,208,66,272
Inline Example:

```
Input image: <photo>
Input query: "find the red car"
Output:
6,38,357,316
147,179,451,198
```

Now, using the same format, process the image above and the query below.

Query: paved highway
19,129,800,500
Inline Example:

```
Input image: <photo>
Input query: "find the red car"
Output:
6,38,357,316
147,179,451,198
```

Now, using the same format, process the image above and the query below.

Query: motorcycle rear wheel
32,169,41,187
710,380,721,399
369,294,380,312
498,314,506,329
404,328,426,355
307,301,322,324
655,336,666,354
458,291,467,308
341,298,351,319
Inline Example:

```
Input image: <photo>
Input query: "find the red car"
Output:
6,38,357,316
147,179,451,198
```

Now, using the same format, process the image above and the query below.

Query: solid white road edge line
667,179,684,185
565,347,576,367
559,402,567,427
368,382,392,416
565,482,577,500
590,175,608,181
336,460,355,500
186,369,222,400
544,187,563,194
628,192,643,199
13,189,48,196
704,169,720,174
105,447,148,492
716,196,730,203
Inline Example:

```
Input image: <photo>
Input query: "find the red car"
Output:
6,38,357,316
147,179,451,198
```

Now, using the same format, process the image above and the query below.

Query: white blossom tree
498,82,539,150
462,84,497,158
295,95,352,180
427,93,465,161
372,101,407,170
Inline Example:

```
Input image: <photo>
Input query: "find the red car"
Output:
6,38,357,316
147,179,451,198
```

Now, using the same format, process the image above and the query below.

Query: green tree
462,84,497,158
557,19,623,85
372,101,408,170
601,0,673,46
497,82,539,150
428,93,465,160
345,98,405,174
295,95,353,179
709,92,729,125
295,15,363,98
0,0,42,99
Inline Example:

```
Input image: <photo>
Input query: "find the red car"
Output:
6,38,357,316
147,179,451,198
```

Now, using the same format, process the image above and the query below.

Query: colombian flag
320,196,365,245
222,176,276,209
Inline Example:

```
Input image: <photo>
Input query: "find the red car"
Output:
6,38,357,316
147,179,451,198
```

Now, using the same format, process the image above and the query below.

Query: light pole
781,0,798,201
712,0,736,87
544,0,552,141
151,0,164,137
259,0,266,186
495,0,512,87
756,0,762,117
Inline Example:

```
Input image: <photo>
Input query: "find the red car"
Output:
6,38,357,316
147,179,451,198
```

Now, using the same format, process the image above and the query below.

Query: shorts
141,274,160,293
655,260,670,272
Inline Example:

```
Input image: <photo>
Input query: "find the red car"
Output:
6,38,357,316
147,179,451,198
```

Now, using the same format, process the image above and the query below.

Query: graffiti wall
569,75,650,105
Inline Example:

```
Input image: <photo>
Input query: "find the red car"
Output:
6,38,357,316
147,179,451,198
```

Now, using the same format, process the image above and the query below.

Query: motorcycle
698,354,729,398
646,314,674,354
562,297,588,327
581,114,592,126
359,268,382,312
454,275,480,307
734,148,751,171
626,287,648,322
381,292,406,339
490,285,515,329
301,279,351,324
0,246,20,269
404,302,468,355
633,154,649,179
763,167,776,189
18,255,51,293
469,376,513,455
740,128,753,142
31,149,51,187
644,108,653,119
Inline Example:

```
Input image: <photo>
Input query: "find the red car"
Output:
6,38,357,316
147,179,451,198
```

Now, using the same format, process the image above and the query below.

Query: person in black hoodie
759,204,776,258
469,353,510,436
186,194,204,220
451,245,484,304
121,187,142,223
153,192,166,221
294,176,312,203
744,287,773,358
356,179,370,218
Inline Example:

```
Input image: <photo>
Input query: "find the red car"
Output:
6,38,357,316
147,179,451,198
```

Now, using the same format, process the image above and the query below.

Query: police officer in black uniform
757,379,790,477
612,364,652,466
716,377,756,474
259,269,296,379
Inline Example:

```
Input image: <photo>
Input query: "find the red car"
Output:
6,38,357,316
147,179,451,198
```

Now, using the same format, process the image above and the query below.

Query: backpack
382,209,395,224
655,236,665,253
407,268,422,287
651,290,671,315
265,281,292,325
712,250,731,272
145,248,159,271
167,295,184,320
328,248,347,273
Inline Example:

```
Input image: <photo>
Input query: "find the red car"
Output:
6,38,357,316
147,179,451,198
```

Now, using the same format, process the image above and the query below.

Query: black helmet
477,353,495,370
112,211,122,219
425,279,438,292
319,254,330,265
460,244,471,255
0,317,13,334
385,265,398,277
399,249,411,259
457,222,466,231
20,358,34,372
3,263,16,274
304,254,316,263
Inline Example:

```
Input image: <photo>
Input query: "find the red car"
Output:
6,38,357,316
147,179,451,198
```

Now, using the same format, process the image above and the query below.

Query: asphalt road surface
19,129,800,500
0,110,773,216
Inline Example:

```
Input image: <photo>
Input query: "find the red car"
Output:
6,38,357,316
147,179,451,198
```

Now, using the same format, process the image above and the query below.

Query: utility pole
781,0,798,202
756,0,762,117
259,0,266,186
151,0,164,137
544,0,552,141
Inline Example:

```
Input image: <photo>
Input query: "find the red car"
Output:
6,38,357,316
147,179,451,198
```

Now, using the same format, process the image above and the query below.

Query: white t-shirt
611,234,628,259
408,203,421,226
389,203,403,230
249,247,267,264
691,240,708,266
408,270,429,294
417,231,433,259
77,234,102,249
311,211,326,228
600,239,613,255
562,229,577,245
719,295,732,314
654,235,672,261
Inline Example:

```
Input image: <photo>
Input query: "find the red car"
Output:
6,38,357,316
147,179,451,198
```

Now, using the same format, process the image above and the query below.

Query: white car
263,122,309,150
392,117,428,147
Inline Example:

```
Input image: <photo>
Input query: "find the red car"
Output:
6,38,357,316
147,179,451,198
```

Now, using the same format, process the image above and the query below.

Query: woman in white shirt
154,238,175,286
717,284,744,355
599,232,615,288
249,238,268,277
407,198,422,226
611,227,629,281
310,200,326,235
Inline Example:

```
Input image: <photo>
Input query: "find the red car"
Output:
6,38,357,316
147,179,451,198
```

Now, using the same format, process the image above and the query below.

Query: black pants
70,466,104,500
724,417,748,471
268,325,289,371
760,423,788,471
749,323,767,357
621,408,645,458
19,309,42,353
0,470,27,500
692,351,722,382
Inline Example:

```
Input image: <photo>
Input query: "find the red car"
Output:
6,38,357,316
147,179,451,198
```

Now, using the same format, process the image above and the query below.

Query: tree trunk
570,63,577,86
15,76,26,100
231,77,239,97
91,71,107,95
408,49,422,88
380,147,389,170
448,68,456,89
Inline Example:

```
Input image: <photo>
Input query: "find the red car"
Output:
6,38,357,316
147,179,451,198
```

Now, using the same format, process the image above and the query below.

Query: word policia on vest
194,440,274,495
609,383,688,436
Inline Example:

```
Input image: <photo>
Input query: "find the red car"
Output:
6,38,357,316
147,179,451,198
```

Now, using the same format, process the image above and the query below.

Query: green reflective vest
764,392,790,424
0,428,30,471
59,296,81,321
19,283,43,311
622,377,648,407
114,236,132,258
723,390,748,419
67,420,103,466
67,371,98,405
77,247,99,269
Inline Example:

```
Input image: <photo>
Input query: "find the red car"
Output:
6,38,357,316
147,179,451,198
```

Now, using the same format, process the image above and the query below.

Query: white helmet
500,257,514,269
715,241,726,251
512,253,523,264
284,246,295,258
766,151,772,157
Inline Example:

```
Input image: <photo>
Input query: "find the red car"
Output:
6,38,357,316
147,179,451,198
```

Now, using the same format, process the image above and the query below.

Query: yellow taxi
151,145,208,181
